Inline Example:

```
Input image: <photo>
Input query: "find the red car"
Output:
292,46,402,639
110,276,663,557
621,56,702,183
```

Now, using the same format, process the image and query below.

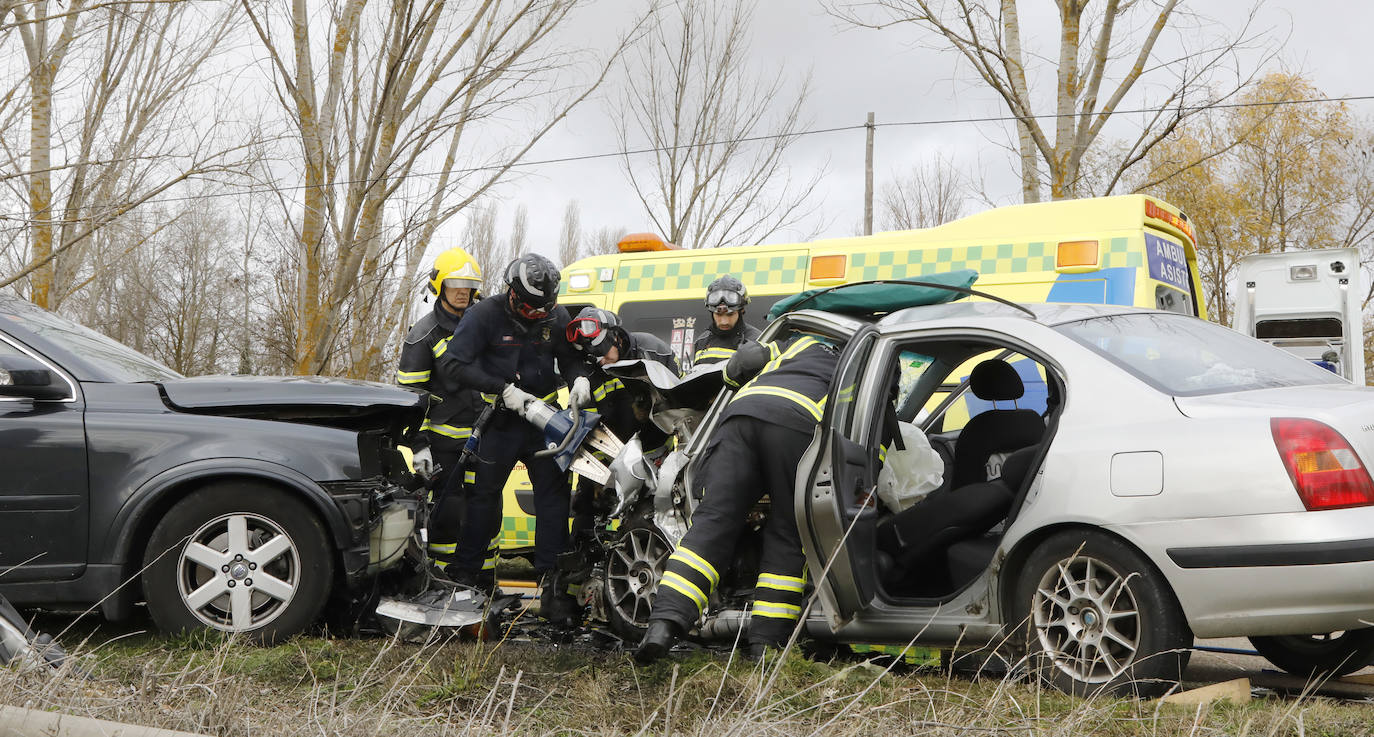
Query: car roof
878,300,1159,328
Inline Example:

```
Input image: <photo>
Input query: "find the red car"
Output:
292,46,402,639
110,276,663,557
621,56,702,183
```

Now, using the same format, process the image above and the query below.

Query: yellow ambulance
495,193,1206,551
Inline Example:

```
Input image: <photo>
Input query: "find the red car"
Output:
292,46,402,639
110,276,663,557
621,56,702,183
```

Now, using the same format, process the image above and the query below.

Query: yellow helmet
427,248,483,297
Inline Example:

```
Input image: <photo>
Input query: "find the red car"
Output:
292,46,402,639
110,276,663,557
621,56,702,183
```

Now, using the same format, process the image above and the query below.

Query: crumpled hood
159,375,427,430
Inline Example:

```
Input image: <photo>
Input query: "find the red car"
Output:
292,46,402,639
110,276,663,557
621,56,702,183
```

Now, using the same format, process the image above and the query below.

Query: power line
1,93,1371,222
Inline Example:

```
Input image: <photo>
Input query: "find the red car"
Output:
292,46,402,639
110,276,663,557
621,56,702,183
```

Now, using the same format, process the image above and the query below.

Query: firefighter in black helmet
436,253,590,624
637,331,839,663
396,247,486,574
691,275,761,368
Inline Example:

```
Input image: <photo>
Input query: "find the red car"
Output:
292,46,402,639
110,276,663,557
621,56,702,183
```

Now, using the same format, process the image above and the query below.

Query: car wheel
143,482,333,644
1249,629,1374,680
604,517,671,643
1014,530,1192,697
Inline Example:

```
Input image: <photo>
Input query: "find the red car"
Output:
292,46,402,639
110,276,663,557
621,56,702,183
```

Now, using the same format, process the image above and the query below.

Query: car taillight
1271,418,1374,510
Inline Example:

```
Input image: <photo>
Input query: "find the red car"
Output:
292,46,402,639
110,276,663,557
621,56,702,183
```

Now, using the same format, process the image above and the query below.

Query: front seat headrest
970,359,1024,401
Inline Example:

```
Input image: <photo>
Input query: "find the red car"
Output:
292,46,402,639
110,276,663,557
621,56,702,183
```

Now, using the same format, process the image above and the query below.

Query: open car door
795,325,887,629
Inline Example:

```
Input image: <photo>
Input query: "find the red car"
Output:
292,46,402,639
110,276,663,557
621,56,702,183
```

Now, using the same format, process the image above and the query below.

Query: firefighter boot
538,573,581,627
635,620,682,664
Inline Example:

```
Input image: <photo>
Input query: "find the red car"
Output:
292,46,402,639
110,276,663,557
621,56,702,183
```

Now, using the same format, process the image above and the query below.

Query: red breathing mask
510,292,550,321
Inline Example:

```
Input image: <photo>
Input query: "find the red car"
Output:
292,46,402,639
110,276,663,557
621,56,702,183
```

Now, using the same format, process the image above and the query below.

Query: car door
0,333,88,581
795,325,886,628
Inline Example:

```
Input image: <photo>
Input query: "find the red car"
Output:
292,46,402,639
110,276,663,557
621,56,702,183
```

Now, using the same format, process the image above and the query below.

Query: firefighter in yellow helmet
396,247,485,574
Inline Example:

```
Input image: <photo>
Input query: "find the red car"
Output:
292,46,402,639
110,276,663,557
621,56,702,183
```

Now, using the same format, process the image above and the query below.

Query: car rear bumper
1111,509,1374,638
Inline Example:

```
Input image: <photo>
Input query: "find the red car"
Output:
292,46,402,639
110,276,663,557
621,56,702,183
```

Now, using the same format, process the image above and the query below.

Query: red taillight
1271,418,1374,510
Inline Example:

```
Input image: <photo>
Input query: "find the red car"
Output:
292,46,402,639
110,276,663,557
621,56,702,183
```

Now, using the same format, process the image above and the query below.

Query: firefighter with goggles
637,331,839,663
396,247,486,575
691,275,761,368
436,253,591,624
566,307,679,534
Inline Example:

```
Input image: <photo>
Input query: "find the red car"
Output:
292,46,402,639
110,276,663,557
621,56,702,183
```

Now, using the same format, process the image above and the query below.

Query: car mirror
0,355,68,400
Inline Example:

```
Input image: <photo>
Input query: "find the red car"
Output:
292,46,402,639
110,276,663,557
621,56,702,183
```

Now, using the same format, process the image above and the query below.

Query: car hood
159,375,427,431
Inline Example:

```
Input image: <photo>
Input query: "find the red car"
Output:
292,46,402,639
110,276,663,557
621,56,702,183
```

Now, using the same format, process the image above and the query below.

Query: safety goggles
706,289,744,312
442,277,480,290
510,293,550,321
566,316,613,354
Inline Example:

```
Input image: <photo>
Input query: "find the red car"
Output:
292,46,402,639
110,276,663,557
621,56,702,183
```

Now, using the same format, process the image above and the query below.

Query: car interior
865,340,1064,601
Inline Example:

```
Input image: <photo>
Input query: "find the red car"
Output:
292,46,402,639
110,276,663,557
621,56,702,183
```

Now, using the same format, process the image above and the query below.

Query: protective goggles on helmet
442,276,480,290
706,289,745,313
566,316,614,355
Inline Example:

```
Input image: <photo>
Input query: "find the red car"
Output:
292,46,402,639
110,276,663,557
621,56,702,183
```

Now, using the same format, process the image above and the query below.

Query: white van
1233,247,1364,384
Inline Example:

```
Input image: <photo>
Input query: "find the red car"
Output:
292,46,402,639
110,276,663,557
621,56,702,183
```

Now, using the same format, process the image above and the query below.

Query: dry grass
2,617,1372,736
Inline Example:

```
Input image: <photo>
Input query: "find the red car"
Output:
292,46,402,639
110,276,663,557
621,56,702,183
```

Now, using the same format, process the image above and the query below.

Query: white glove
501,383,536,416
411,446,434,479
569,376,592,408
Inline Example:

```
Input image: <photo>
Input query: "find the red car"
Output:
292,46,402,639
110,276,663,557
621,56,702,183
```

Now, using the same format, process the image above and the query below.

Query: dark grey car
0,295,425,642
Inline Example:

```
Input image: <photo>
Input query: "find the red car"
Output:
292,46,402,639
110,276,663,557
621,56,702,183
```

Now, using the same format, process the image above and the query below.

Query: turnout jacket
691,322,762,366
720,335,839,429
396,301,484,449
583,332,679,453
437,296,587,402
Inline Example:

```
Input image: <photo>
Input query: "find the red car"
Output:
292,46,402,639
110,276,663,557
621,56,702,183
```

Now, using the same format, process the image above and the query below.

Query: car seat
949,359,1044,488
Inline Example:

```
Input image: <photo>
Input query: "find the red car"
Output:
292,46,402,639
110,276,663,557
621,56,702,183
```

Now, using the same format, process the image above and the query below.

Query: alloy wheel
1031,554,1141,684
177,512,300,631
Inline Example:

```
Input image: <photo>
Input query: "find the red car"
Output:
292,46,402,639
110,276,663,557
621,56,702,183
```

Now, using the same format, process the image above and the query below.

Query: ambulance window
1256,318,1343,339
932,350,1049,433
1154,285,1193,315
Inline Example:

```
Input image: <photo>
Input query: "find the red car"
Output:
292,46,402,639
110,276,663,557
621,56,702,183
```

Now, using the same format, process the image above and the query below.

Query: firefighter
691,275,762,367
565,307,679,531
436,253,592,624
636,332,839,663
396,247,485,574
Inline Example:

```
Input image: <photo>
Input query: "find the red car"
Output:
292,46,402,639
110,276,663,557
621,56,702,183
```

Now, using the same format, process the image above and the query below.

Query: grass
3,611,1374,736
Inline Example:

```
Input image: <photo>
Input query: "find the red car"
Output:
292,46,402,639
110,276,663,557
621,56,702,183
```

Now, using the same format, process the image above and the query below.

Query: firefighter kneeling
636,332,839,663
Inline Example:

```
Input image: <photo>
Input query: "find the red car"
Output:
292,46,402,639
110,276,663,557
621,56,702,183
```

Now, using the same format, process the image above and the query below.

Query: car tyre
143,482,333,645
1249,629,1374,680
603,516,671,643
1014,530,1191,697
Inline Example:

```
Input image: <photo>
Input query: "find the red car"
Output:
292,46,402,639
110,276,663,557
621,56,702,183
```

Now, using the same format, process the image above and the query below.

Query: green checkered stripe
616,255,810,293
500,514,535,550
848,643,942,665
850,238,1139,281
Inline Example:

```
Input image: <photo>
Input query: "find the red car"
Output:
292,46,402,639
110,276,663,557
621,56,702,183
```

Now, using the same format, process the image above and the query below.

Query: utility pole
864,112,875,236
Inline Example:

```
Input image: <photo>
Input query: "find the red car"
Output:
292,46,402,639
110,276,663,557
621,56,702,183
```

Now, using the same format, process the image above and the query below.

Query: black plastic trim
1167,538,1374,569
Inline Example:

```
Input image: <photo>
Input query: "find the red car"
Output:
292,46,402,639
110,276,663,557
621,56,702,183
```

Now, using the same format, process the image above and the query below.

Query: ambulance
494,194,1207,552
1232,247,1364,384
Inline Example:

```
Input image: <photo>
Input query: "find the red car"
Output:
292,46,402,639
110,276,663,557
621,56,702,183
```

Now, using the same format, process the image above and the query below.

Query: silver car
742,302,1374,695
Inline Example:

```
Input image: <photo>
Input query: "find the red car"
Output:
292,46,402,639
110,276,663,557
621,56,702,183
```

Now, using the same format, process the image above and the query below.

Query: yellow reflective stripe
768,342,783,360
756,573,806,593
432,337,451,359
542,390,559,402
463,470,476,484
482,557,497,571
734,385,824,421
661,571,708,610
723,371,741,389
427,542,457,554
878,444,888,463
593,378,624,401
752,602,802,619
397,370,430,384
421,421,472,440
694,347,735,362
433,559,448,570
671,547,720,587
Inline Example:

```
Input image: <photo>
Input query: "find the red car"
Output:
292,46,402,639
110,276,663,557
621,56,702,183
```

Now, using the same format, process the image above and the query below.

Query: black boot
538,573,581,627
635,620,682,664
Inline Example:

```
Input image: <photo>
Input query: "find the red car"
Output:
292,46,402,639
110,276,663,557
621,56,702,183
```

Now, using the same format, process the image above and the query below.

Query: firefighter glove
569,376,592,408
411,446,435,479
501,383,536,417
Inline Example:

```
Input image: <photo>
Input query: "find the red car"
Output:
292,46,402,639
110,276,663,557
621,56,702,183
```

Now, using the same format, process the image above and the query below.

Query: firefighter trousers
455,414,572,577
649,416,813,646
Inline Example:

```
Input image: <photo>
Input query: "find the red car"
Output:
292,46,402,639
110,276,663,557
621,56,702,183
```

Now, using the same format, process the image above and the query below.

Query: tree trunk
1002,0,1039,203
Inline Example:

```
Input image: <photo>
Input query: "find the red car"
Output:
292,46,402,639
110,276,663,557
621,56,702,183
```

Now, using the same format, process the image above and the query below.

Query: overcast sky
468,0,1374,265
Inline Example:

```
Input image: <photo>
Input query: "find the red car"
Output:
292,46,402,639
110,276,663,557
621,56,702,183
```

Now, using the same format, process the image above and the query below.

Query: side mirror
0,354,69,400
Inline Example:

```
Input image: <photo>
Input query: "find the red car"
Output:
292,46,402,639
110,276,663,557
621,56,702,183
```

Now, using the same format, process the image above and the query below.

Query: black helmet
705,274,749,314
566,307,625,358
504,254,560,322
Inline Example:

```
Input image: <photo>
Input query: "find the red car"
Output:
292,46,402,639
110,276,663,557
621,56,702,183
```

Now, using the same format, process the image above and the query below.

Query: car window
1,301,181,383
928,350,1049,432
1057,312,1344,396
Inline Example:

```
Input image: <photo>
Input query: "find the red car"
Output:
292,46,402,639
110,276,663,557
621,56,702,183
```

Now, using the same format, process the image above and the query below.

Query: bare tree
831,0,1273,202
0,1,248,307
613,0,821,250
558,200,583,266
880,157,968,230
241,0,643,377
